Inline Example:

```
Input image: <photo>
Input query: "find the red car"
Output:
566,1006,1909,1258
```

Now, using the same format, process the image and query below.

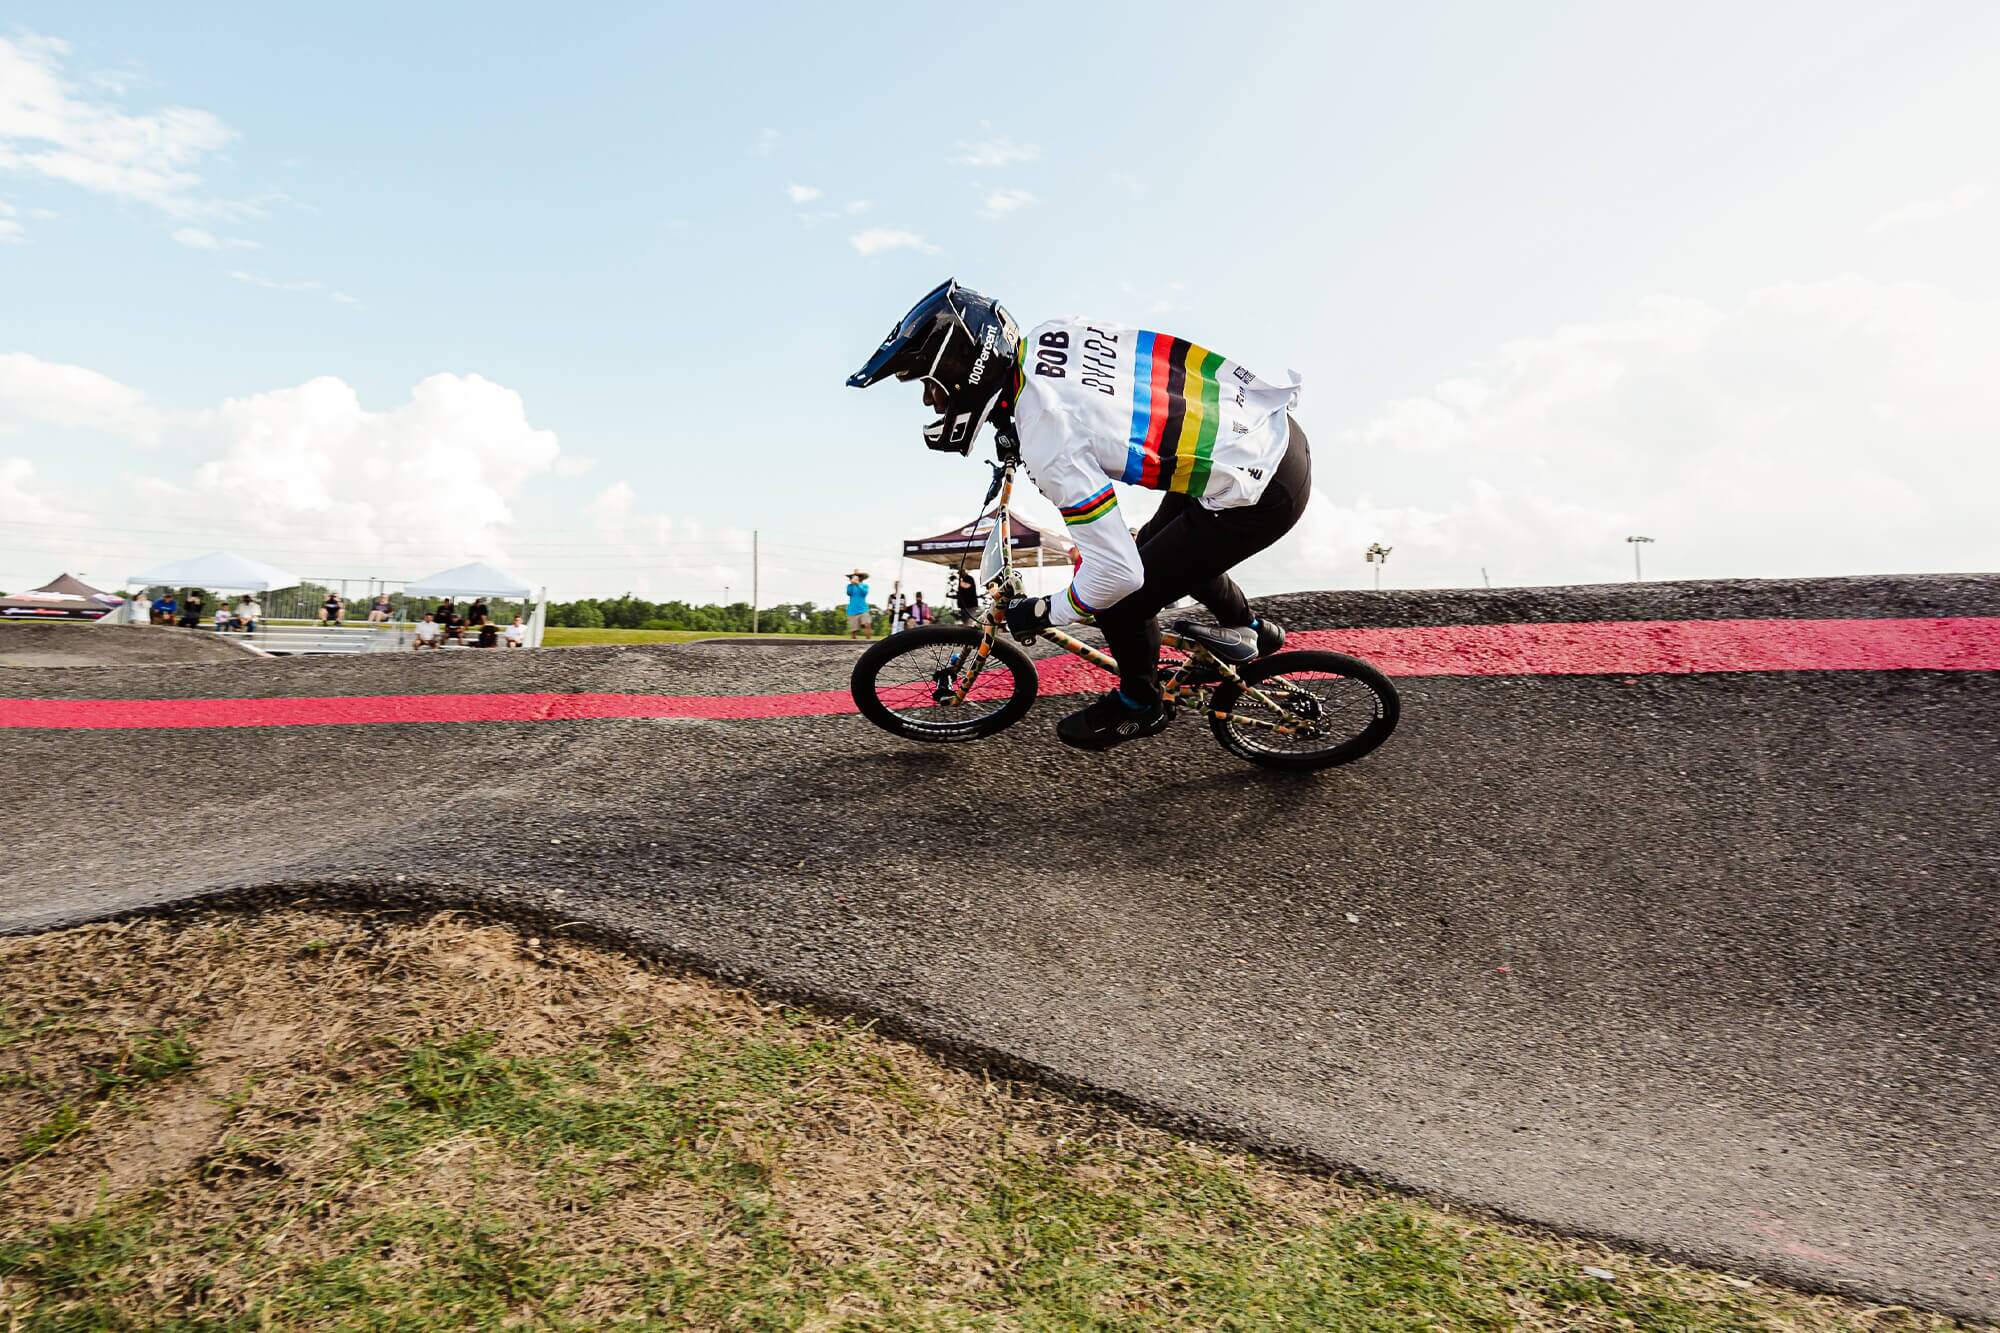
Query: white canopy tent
405,561,534,598
127,551,301,593
406,561,546,646
117,551,300,625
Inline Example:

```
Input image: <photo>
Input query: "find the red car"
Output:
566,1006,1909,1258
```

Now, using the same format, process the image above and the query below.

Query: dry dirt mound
0,621,255,668
0,909,1957,1331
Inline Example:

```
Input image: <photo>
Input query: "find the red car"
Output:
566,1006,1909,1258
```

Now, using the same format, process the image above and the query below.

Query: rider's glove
1004,596,1051,643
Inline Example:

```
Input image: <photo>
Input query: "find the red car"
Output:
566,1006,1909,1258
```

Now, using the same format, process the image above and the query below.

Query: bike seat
1172,620,1259,664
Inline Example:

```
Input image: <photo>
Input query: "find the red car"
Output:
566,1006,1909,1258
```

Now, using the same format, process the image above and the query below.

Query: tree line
547,596,855,635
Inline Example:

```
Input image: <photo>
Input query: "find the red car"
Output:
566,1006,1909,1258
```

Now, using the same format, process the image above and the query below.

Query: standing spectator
954,570,979,624
318,592,344,627
435,598,461,645
236,595,261,634
127,591,151,625
844,571,872,640
180,590,204,628
155,592,177,625
413,613,443,649
884,588,905,636
468,597,490,626
368,592,394,623
908,591,933,627
504,615,529,648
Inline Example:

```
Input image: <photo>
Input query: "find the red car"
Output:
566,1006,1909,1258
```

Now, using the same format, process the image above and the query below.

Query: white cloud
578,479,761,602
552,455,597,478
1249,278,2000,592
751,128,779,156
0,218,22,244
849,227,940,257
0,33,249,220
158,373,566,565
172,225,259,251
229,268,357,307
0,363,586,583
846,199,870,214
785,183,822,204
0,352,159,444
978,186,1036,219
950,136,1039,168
1867,183,1988,234
0,456,76,523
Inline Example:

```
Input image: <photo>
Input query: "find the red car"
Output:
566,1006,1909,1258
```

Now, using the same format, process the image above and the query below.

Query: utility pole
751,530,759,635
1625,535,1654,582
1365,542,1393,591
1481,566,1491,589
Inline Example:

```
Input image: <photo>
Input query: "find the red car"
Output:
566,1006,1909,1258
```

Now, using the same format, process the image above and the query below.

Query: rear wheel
1208,650,1399,771
851,625,1039,743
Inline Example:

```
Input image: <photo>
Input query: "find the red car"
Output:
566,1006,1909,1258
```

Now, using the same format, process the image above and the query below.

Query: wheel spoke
1221,668,1386,756
866,637,1023,731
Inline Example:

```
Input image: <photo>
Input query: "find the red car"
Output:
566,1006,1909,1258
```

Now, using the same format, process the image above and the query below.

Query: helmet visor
845,279,960,387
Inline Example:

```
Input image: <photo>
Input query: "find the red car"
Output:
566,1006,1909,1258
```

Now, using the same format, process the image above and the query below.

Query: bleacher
221,622,409,656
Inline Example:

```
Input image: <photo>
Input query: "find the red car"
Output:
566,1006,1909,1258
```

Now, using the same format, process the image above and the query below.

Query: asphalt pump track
3,574,1995,1317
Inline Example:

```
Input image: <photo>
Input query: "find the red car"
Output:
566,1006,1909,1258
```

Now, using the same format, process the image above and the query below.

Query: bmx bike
850,462,1400,772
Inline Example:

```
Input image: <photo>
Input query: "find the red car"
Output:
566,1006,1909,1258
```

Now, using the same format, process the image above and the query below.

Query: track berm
2,574,1996,1318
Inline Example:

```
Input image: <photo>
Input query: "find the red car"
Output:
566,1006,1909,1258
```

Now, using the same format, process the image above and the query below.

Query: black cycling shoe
1254,617,1287,657
1056,689,1172,752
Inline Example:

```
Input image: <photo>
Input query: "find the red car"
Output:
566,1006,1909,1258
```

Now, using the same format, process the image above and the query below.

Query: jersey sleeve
1032,453,1145,628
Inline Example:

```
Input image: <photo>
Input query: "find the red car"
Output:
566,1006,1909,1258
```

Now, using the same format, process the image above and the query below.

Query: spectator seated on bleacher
505,615,528,648
368,593,394,624
475,620,500,649
413,614,443,650
318,593,344,627
235,597,260,634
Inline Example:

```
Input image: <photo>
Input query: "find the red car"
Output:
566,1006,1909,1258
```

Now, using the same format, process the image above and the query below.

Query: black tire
851,625,1039,743
1208,650,1399,771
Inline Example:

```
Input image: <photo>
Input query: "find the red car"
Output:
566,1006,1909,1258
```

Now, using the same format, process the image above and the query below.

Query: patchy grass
541,626,857,646
0,912,1975,1331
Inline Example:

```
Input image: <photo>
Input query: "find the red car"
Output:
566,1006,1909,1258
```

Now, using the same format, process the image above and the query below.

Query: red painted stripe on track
3,616,1996,731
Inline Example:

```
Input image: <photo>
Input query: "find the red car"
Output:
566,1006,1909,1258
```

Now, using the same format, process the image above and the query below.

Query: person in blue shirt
845,571,872,640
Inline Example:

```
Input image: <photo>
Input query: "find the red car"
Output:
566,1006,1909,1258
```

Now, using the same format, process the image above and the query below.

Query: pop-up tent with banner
0,573,123,620
406,562,546,646
902,509,1073,570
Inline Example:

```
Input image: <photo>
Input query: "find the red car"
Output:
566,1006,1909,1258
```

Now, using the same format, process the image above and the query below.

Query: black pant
1096,417,1312,703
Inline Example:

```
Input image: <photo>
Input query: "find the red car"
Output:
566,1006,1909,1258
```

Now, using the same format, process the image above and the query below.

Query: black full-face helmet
847,279,1020,455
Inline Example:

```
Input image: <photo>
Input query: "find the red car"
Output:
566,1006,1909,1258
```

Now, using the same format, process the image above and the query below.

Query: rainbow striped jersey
1012,317,1300,627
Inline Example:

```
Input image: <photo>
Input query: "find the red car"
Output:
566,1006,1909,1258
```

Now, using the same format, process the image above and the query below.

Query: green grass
0,912,1971,1332
540,625,858,646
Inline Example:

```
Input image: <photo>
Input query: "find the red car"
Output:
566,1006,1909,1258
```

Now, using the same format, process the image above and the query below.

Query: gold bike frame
945,463,1298,727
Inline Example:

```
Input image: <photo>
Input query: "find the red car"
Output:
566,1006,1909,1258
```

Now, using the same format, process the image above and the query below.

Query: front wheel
1208,650,1399,771
851,625,1039,743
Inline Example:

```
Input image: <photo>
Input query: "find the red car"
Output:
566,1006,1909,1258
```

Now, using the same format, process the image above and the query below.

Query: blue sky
4,1,1997,603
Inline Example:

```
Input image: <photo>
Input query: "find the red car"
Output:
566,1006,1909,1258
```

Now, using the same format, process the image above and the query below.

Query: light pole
1364,543,1393,591
1625,536,1654,582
